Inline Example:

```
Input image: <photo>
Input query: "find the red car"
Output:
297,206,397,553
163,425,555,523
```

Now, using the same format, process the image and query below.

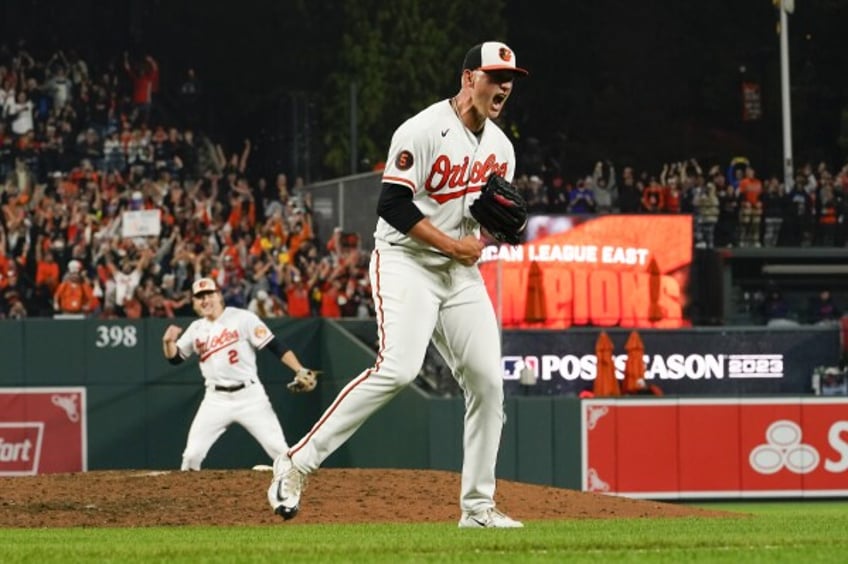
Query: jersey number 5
228,350,239,364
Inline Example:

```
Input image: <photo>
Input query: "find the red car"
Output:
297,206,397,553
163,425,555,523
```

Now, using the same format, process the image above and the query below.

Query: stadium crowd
2,43,848,321
515,155,848,250
0,43,372,320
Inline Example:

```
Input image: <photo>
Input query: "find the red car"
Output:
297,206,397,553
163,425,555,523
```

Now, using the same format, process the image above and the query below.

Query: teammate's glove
469,173,528,245
287,368,318,393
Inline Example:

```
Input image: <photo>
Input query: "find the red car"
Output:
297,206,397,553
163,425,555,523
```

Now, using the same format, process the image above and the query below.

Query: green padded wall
0,318,585,489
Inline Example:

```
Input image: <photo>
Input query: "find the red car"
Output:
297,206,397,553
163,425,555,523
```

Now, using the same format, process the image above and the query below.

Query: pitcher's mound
0,468,731,527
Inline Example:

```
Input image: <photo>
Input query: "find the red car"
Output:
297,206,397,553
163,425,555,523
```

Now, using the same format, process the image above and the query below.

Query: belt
214,383,247,392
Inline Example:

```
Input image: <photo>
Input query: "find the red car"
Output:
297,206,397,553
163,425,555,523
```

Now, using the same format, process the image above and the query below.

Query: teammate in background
267,41,527,528
162,277,315,471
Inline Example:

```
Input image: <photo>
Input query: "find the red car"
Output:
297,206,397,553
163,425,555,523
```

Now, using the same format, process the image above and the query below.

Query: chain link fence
304,171,382,250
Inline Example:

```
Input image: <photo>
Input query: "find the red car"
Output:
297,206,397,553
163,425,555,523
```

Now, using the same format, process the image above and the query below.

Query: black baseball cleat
274,505,299,520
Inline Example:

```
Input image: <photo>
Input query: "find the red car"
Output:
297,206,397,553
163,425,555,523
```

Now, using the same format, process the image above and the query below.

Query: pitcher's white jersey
175,307,273,387
375,99,517,251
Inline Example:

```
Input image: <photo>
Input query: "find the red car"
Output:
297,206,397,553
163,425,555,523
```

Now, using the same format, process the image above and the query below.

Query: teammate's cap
462,41,528,77
192,277,218,296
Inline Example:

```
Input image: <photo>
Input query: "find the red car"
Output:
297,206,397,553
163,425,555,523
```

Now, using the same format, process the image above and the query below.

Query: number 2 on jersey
228,350,239,364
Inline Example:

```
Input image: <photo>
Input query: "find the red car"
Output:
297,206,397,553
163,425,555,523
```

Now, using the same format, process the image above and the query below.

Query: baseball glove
469,174,528,245
287,368,318,393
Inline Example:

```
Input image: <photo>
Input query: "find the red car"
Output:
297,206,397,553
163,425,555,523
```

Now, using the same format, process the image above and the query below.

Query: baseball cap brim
480,64,529,77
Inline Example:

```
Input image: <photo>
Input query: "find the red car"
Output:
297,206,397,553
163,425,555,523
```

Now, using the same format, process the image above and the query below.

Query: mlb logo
502,356,539,382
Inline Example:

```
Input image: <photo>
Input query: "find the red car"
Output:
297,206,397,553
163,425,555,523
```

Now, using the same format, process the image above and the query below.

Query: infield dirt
0,468,732,527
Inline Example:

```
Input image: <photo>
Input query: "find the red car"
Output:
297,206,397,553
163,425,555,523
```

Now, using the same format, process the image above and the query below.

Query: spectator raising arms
592,161,617,213
640,177,665,213
7,91,35,135
568,179,596,214
123,52,159,126
53,260,96,316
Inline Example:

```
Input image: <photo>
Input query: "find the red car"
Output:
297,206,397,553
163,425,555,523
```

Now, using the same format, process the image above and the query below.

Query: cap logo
193,278,217,295
498,47,513,63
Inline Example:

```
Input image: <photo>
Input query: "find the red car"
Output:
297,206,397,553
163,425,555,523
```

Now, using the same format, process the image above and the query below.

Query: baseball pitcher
267,41,528,528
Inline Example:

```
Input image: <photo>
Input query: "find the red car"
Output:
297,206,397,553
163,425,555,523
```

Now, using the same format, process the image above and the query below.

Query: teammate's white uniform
175,307,288,470
288,98,515,515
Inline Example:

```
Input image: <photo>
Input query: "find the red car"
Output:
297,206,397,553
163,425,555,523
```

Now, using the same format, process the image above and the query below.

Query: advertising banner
581,397,848,498
502,327,839,396
480,215,692,329
0,388,87,476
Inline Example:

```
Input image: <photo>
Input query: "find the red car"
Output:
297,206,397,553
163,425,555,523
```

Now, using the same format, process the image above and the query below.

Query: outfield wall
0,319,840,496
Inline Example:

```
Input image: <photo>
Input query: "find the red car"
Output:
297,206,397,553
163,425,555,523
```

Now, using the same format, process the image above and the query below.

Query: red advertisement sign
0,388,87,476
582,398,848,498
480,215,692,329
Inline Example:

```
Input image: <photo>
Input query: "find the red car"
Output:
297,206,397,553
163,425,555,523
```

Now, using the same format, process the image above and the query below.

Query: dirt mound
0,468,729,527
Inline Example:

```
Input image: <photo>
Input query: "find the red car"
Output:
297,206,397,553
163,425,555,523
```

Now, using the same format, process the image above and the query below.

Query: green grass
1,502,847,563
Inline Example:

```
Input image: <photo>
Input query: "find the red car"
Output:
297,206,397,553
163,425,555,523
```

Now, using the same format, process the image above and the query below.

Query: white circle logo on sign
749,420,819,475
